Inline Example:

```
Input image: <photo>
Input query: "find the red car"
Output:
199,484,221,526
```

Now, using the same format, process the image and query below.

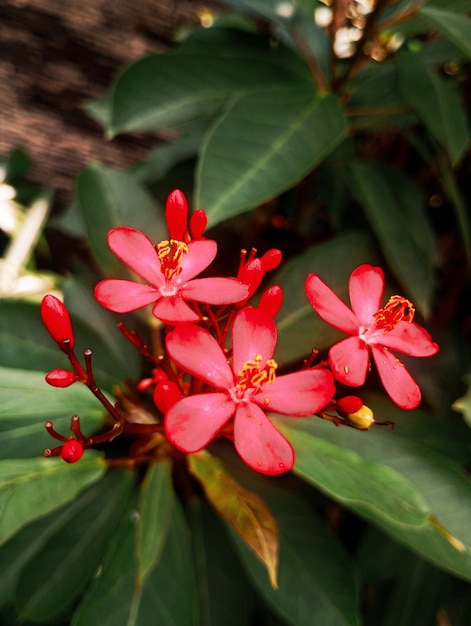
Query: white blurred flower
314,6,332,27
0,166,19,234
334,26,362,58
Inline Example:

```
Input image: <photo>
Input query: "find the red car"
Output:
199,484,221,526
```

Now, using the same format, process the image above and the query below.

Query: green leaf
278,414,471,581
278,423,430,528
188,449,279,588
397,51,470,164
273,231,377,365
76,163,166,277
0,453,105,547
420,7,471,60
344,161,435,316
73,494,198,626
136,461,174,585
109,28,311,136
217,454,361,626
196,88,346,227
188,497,254,626
16,469,134,623
453,376,471,427
0,366,104,459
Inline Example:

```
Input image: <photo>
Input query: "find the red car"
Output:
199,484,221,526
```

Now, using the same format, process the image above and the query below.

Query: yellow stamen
156,239,189,280
374,295,415,331
237,354,278,392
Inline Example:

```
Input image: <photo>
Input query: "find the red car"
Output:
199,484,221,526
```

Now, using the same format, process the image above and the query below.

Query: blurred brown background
0,0,219,207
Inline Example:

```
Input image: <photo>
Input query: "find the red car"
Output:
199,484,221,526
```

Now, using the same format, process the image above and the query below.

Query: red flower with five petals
305,264,439,409
164,307,335,474
94,190,248,324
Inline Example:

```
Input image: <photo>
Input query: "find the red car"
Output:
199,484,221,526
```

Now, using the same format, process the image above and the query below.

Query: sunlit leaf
196,88,346,227
188,449,279,588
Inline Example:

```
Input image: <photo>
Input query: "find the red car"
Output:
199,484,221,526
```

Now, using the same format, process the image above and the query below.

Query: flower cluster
40,190,439,475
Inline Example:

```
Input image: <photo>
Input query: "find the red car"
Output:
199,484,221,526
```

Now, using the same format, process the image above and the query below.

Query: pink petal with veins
107,228,165,287
152,296,200,324
165,393,235,452
94,279,159,313
377,322,439,357
371,344,421,409
254,369,335,416
349,265,384,326
181,277,249,305
166,324,234,389
329,336,369,386
234,403,294,475
231,307,277,375
305,274,359,334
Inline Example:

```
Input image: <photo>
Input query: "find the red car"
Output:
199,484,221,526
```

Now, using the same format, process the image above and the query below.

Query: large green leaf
217,455,361,626
397,51,470,164
272,231,377,365
344,161,435,316
76,163,166,277
0,366,105,459
188,498,255,626
0,453,105,547
15,469,134,623
420,7,471,60
278,411,471,581
108,27,311,136
196,88,346,226
136,461,174,585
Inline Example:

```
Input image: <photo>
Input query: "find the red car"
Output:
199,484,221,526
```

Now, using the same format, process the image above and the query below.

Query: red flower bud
45,368,78,387
166,189,188,241
40,295,75,348
61,439,83,463
261,249,282,272
189,209,207,240
259,285,283,318
153,381,183,414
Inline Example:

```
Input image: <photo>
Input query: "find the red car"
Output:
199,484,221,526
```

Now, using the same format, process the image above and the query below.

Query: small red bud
259,285,283,318
40,295,75,349
45,368,78,387
261,249,282,272
189,209,207,239
153,381,183,414
61,440,83,463
336,396,374,429
166,189,188,241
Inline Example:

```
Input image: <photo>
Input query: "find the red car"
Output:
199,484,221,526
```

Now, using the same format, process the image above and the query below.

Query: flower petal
166,324,234,389
178,240,217,281
305,274,359,334
377,322,439,357
234,403,294,475
94,279,158,313
232,307,277,375
349,265,384,326
329,336,369,386
165,393,235,452
152,295,200,323
371,344,421,409
181,277,249,305
107,227,164,287
253,369,335,416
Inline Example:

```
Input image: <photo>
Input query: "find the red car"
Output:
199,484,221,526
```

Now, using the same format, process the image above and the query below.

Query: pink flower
305,264,439,409
165,307,335,475
94,190,249,324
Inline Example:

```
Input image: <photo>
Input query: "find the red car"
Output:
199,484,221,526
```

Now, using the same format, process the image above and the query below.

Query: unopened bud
166,189,188,241
259,285,283,318
45,368,78,388
189,209,207,239
336,396,375,429
153,381,183,414
61,439,83,463
40,295,75,349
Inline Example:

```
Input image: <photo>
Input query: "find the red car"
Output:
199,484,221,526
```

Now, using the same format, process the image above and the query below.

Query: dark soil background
0,0,220,208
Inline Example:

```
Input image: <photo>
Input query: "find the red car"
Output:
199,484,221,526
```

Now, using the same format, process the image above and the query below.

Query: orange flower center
373,295,415,332
237,354,278,394
157,239,189,280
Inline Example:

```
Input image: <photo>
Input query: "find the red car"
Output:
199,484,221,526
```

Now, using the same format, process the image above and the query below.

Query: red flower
165,307,335,475
305,264,439,409
94,191,249,324
40,295,75,349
